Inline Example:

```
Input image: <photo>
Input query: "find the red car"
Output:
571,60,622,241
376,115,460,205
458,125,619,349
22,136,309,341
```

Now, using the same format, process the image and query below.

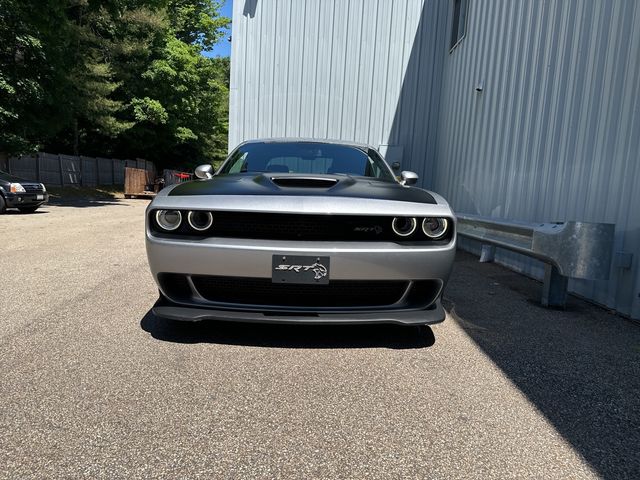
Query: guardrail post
479,245,496,263
542,265,568,308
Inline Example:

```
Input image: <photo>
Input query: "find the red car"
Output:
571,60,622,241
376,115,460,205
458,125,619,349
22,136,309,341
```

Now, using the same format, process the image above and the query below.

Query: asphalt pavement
1,200,638,479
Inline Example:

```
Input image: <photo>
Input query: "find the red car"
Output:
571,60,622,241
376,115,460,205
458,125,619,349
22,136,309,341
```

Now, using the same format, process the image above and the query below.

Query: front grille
191,276,409,308
23,184,43,193
150,211,453,242
211,212,378,240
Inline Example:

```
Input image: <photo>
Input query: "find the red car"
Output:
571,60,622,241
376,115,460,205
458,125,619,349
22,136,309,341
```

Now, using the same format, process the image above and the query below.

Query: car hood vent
270,176,339,188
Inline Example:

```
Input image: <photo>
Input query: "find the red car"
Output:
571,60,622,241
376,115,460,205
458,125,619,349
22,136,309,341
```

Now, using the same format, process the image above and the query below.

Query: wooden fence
7,152,156,187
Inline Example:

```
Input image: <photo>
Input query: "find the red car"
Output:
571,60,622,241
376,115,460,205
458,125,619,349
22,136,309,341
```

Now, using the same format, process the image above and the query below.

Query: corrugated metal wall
229,0,447,176
433,0,640,318
230,0,640,319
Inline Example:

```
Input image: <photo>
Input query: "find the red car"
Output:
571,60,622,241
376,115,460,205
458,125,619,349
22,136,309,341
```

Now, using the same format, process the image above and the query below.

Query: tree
167,0,228,51
0,0,70,154
117,36,229,167
1,0,231,169
62,1,153,154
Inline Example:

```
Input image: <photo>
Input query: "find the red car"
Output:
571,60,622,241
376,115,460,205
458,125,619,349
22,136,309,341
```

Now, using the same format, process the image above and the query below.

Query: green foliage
131,97,169,123
118,37,229,165
0,0,231,168
0,0,70,153
168,0,229,51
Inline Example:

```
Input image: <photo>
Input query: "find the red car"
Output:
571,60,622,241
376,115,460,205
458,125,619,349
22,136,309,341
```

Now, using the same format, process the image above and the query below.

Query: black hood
168,173,436,204
0,170,40,186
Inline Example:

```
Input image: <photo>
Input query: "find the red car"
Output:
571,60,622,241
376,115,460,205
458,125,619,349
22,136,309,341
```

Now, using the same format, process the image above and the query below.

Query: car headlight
155,210,182,231
10,183,26,193
422,217,449,239
41,183,46,192
187,211,213,231
391,217,417,237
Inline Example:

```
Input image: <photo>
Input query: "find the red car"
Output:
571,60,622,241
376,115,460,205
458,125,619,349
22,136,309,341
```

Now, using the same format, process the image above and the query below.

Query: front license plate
272,255,330,284
36,194,44,200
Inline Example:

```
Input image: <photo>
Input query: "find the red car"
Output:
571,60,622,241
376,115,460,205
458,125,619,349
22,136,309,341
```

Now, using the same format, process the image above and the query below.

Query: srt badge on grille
274,262,327,280
272,255,331,284
353,226,383,234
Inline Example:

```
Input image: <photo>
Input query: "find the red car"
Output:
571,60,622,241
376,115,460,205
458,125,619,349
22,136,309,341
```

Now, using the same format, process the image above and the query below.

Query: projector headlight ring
391,217,417,237
187,211,213,231
155,210,182,231
422,217,449,239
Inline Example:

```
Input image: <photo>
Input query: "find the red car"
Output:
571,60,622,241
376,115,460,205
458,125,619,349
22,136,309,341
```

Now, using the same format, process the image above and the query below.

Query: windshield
219,142,395,181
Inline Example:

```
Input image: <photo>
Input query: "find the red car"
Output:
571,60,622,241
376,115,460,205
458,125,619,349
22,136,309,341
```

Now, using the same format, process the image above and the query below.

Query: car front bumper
4,192,49,208
146,231,456,325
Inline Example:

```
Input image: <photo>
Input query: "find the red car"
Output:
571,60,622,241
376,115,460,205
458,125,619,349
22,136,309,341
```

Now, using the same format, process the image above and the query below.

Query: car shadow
140,308,436,350
447,251,640,479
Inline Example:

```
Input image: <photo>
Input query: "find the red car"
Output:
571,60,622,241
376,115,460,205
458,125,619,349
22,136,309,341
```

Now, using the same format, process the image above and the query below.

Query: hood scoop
270,176,339,188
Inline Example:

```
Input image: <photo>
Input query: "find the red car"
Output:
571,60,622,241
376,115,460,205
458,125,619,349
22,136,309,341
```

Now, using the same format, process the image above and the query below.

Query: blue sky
204,0,233,58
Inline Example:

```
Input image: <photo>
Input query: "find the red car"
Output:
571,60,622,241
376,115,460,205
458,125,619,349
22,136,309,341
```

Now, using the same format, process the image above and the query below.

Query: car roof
235,138,376,150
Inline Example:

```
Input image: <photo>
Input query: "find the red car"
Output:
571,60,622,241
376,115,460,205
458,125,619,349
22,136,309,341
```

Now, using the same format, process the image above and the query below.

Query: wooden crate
124,167,156,198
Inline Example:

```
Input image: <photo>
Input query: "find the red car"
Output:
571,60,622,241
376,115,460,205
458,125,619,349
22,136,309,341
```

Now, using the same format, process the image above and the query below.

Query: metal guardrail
456,214,615,307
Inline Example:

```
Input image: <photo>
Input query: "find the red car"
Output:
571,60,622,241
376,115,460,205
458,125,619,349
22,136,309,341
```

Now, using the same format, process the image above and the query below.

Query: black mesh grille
23,184,43,193
211,212,374,240
191,276,409,308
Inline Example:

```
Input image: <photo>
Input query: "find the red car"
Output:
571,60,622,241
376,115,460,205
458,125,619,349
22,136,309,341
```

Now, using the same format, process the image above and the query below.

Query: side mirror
194,164,214,180
400,171,418,186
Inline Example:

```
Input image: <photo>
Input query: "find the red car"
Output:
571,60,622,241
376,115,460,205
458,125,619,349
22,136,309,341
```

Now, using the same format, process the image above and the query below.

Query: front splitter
152,300,445,326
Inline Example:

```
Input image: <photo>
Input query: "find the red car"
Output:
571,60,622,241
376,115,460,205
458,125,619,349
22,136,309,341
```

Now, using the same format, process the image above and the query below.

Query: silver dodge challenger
146,139,456,325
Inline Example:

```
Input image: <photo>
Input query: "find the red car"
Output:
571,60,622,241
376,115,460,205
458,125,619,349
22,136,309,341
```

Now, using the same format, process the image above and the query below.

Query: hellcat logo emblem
274,262,328,280
353,226,383,234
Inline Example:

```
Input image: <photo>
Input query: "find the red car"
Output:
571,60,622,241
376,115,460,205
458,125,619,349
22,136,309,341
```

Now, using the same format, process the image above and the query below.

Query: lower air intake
191,276,408,308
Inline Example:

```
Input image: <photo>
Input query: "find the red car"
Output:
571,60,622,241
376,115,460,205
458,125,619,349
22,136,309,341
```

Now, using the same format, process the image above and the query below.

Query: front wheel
0,195,6,214
18,206,39,214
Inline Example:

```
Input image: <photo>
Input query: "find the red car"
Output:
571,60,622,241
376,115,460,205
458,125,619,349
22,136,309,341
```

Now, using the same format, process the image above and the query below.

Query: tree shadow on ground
45,185,140,208
447,251,640,479
140,307,436,350
47,197,128,208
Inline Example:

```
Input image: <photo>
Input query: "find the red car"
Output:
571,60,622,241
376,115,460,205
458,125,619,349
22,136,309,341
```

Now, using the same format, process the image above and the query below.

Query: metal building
229,0,640,320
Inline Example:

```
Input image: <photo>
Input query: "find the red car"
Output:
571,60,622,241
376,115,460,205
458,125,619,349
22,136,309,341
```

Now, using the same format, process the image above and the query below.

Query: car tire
18,206,39,214
0,195,5,214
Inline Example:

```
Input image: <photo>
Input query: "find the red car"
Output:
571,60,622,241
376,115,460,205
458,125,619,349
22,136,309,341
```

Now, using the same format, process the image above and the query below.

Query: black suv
0,170,49,214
